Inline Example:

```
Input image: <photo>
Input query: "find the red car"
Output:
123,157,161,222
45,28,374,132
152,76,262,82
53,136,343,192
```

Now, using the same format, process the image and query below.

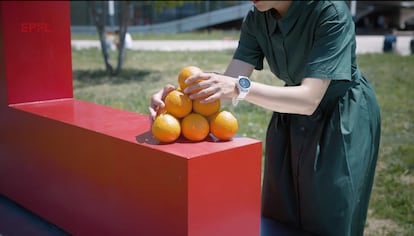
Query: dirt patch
365,217,402,235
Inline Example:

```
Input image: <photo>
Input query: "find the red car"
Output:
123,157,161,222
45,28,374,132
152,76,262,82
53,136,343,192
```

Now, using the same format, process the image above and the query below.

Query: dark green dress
233,1,381,236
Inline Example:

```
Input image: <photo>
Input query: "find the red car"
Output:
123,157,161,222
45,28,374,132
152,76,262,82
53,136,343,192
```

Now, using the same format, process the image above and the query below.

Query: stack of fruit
152,66,238,143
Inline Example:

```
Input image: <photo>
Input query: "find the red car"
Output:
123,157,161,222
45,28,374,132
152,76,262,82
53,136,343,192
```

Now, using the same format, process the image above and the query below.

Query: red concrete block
0,2,263,235
1,100,262,235
0,1,73,105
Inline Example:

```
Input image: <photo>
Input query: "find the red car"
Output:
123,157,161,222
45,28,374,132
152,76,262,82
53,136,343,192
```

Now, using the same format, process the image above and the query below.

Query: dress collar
265,1,303,37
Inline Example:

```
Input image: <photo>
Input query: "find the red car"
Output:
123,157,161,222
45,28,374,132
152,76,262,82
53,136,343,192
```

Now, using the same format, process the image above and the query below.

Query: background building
70,1,414,34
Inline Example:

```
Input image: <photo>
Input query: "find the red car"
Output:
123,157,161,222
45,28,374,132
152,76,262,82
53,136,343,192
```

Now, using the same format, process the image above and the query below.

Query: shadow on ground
72,68,162,88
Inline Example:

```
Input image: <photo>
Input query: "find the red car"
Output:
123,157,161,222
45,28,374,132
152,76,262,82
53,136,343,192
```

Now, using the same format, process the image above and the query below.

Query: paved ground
0,194,311,236
72,36,413,56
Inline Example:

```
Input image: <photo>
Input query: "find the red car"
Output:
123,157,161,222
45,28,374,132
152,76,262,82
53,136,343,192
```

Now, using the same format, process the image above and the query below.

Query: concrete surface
71,36,414,56
0,194,312,236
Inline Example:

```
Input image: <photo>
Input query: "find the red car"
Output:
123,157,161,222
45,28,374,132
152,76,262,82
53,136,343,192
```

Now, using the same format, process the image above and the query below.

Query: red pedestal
0,2,262,235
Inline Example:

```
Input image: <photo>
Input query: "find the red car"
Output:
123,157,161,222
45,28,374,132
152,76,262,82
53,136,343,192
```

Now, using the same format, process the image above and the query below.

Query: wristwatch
232,76,251,106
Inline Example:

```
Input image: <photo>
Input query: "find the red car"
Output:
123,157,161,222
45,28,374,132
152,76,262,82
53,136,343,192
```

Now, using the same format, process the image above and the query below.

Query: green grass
72,48,413,235
357,54,414,235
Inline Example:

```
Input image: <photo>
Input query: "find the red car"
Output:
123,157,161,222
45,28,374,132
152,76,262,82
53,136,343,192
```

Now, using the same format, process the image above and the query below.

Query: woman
149,1,381,235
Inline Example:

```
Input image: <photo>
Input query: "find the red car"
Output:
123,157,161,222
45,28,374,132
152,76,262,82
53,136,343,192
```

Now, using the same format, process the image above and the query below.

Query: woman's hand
182,59,255,103
148,84,175,123
183,72,238,103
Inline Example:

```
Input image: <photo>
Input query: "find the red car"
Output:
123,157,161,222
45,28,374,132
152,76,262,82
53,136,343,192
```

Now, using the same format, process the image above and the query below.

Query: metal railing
129,2,253,34
71,2,253,34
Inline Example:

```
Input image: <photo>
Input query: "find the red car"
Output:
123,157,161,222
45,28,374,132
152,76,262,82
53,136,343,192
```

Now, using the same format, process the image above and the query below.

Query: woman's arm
185,59,330,116
246,78,330,115
224,59,255,77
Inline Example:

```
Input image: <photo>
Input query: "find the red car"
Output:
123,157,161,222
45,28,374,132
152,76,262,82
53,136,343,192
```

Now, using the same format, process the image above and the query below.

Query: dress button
300,126,306,132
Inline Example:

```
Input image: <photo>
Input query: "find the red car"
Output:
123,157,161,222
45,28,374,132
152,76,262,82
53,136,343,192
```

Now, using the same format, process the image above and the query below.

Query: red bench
0,2,262,235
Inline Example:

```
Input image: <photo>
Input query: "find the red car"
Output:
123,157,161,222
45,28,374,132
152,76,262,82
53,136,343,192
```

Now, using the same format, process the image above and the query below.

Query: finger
199,93,221,104
149,84,175,124
150,94,164,110
162,84,175,97
184,74,219,94
148,106,157,124
188,85,220,100
183,80,206,94
185,72,210,85
151,85,174,108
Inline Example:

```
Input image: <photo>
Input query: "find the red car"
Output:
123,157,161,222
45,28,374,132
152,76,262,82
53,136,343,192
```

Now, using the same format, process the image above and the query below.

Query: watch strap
233,76,250,106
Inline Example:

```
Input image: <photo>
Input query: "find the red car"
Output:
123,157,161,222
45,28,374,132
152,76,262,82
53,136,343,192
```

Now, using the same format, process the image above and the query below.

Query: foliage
151,1,185,12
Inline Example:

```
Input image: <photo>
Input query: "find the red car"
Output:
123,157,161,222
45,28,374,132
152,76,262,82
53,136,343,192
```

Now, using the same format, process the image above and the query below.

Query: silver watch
232,76,251,106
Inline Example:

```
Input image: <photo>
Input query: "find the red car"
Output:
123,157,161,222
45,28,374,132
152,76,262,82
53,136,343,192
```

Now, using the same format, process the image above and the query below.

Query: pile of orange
152,66,238,143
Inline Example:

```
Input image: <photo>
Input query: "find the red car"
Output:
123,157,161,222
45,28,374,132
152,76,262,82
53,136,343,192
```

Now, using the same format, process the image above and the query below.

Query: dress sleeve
233,8,265,70
304,4,354,81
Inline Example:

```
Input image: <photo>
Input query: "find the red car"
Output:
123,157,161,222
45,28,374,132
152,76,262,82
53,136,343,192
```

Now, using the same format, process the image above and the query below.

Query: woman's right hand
148,84,176,124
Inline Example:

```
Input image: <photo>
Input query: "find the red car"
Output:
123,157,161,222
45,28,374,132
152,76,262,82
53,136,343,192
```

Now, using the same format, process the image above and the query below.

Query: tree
88,1,187,76
88,1,131,76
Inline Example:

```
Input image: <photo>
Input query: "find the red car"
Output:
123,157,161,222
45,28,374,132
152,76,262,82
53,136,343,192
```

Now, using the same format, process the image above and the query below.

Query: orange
181,113,210,141
193,98,220,117
164,90,192,118
206,111,219,122
152,113,181,143
177,66,203,90
209,110,238,140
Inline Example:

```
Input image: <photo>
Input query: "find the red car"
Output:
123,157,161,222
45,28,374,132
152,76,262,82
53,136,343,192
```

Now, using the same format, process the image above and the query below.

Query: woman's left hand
183,72,237,103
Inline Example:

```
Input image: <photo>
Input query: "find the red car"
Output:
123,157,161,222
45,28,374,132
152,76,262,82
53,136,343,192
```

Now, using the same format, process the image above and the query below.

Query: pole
350,0,357,19
108,1,115,30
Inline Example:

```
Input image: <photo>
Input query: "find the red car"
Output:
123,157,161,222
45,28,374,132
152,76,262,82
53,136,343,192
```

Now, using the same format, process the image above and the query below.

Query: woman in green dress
149,1,381,235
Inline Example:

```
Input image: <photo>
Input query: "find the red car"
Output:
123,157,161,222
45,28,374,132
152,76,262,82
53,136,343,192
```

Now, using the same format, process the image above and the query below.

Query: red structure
0,2,262,235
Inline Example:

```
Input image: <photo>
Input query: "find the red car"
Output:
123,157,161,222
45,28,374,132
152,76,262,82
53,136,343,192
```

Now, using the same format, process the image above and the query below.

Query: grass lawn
72,48,413,235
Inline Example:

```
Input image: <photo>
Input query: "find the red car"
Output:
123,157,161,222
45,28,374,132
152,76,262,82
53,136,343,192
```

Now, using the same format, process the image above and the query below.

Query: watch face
239,77,251,89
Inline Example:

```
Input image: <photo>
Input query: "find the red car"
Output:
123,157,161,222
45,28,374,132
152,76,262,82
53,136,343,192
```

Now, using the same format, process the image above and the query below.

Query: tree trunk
88,1,113,75
115,1,131,75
